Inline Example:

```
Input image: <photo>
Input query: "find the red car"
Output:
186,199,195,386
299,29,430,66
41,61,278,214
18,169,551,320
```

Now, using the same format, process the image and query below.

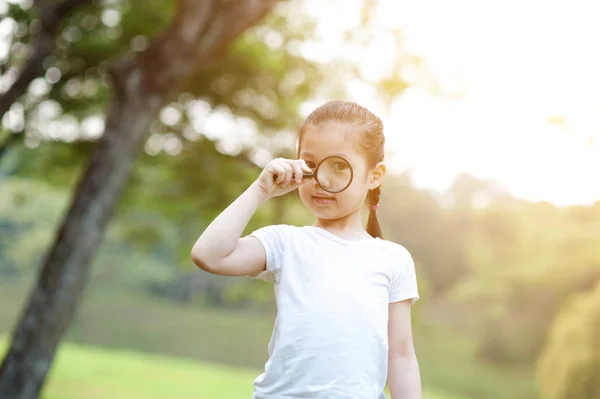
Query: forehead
298,122,362,161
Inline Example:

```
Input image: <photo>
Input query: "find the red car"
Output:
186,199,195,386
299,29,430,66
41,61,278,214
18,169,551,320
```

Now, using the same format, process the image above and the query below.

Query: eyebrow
299,151,353,160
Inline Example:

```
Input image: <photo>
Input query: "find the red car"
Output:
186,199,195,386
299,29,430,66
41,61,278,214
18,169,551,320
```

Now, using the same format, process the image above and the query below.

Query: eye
333,161,348,171
305,161,317,169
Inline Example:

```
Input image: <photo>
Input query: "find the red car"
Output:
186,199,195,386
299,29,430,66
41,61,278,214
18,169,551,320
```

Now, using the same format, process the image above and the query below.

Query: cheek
336,182,368,206
298,185,312,201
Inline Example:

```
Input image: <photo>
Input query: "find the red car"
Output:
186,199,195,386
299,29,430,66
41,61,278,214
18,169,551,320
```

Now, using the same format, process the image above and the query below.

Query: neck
313,208,370,239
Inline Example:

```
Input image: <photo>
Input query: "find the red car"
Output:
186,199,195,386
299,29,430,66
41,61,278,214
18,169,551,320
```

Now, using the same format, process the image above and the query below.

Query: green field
0,280,536,399
0,338,466,399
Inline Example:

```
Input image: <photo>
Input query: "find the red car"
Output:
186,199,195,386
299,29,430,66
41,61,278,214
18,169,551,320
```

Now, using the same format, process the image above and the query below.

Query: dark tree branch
0,0,90,119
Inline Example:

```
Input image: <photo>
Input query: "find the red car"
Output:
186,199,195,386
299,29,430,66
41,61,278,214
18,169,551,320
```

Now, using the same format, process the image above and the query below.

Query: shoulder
251,223,295,235
375,239,415,277
249,223,302,243
376,239,413,262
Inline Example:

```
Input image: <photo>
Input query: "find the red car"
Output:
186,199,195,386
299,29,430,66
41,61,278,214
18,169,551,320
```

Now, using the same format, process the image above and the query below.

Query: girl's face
297,123,384,221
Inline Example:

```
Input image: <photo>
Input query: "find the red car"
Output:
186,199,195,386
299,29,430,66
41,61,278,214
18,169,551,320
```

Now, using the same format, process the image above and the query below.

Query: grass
0,338,464,399
0,280,536,399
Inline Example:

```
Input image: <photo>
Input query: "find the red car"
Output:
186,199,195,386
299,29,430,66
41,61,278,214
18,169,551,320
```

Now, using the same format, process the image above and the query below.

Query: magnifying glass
295,155,354,193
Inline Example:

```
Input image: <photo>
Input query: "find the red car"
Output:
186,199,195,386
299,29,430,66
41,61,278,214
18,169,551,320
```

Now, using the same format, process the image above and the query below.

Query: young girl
191,101,421,399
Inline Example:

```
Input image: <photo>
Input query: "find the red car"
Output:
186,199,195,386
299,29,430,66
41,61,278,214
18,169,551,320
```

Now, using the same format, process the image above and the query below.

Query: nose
317,175,331,190
311,176,320,188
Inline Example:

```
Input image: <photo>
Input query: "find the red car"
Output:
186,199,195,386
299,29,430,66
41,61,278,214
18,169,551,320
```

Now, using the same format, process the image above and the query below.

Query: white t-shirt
247,224,419,399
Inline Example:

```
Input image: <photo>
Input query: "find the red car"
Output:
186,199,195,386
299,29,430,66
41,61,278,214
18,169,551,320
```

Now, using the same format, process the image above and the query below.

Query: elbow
389,345,416,359
191,245,217,273
388,338,416,359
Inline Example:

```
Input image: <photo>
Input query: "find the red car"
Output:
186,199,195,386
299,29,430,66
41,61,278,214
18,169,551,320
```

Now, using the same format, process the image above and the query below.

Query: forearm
388,353,421,399
191,181,268,264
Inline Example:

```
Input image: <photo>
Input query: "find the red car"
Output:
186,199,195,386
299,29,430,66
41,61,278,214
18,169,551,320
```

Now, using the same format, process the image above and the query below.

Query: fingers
282,162,294,186
268,159,286,185
290,161,304,184
299,159,312,173
287,159,312,185
271,158,292,186
271,163,286,185
266,158,312,190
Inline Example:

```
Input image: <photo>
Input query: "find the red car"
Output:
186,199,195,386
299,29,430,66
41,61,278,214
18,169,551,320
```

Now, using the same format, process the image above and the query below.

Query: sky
302,0,600,206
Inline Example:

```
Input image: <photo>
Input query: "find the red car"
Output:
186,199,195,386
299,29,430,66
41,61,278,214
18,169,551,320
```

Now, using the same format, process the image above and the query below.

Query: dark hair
297,101,385,238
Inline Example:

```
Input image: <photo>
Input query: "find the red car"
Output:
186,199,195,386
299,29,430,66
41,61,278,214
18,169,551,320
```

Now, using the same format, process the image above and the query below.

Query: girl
191,101,421,399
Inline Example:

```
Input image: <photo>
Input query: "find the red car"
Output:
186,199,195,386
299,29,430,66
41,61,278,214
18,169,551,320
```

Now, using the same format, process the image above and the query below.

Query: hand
255,158,312,198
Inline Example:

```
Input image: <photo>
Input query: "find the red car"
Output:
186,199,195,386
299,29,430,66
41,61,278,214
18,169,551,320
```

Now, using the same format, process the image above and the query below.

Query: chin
301,201,337,220
307,205,352,221
312,210,342,220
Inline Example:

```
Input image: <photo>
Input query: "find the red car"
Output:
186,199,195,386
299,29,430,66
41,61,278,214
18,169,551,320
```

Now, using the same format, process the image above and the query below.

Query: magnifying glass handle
273,173,314,181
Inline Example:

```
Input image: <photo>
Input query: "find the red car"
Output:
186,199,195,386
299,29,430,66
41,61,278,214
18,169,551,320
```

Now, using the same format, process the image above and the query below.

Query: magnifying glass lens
316,156,352,193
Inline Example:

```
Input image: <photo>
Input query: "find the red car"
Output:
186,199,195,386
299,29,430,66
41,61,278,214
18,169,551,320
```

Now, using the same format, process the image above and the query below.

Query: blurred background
1,0,599,398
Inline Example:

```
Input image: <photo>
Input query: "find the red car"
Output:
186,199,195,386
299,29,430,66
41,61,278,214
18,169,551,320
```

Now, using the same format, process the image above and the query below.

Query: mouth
311,193,335,205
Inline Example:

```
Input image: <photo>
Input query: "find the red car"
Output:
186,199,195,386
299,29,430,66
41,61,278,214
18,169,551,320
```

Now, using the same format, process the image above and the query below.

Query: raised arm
191,158,310,277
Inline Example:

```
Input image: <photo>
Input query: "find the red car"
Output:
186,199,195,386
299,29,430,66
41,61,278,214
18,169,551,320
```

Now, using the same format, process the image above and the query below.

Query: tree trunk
0,1,277,397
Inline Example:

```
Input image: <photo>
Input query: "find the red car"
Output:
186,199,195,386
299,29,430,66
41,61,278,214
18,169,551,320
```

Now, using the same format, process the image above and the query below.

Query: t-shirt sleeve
245,224,288,283
389,247,420,304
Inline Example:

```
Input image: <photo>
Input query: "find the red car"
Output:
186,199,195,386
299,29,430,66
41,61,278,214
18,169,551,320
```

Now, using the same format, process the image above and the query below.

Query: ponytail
366,187,383,238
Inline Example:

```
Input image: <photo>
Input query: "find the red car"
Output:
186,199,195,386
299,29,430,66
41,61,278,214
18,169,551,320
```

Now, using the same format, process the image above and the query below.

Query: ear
369,161,386,190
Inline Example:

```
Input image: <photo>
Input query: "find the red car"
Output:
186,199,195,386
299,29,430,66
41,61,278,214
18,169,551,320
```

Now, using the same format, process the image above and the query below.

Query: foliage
0,178,70,276
453,200,600,364
1,0,325,190
378,173,471,294
536,280,600,399
377,170,600,368
0,177,175,283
